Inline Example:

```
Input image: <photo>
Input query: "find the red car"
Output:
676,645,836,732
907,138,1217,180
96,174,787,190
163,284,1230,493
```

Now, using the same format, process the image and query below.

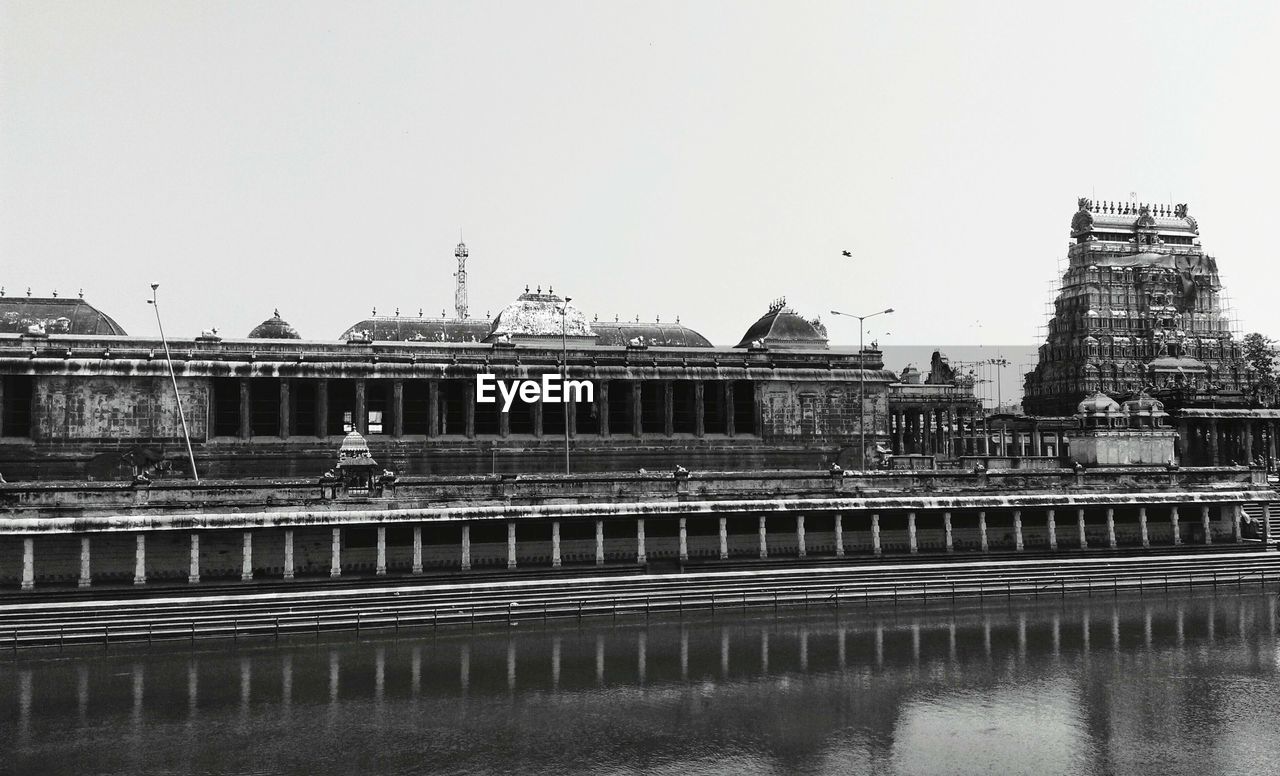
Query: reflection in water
2,589,1280,776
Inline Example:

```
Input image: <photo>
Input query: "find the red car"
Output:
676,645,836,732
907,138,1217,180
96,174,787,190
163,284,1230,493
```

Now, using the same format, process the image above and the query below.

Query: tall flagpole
150,284,200,482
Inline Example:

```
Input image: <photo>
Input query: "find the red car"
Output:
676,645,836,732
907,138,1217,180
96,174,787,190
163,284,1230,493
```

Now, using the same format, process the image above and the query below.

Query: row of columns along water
8,504,1254,590
1183,417,1280,466
889,409,1065,458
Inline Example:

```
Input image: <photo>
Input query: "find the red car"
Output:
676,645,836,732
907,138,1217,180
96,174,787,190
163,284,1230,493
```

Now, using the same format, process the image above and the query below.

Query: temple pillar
391,380,404,438
376,526,387,575
279,379,291,439
598,381,610,437
758,515,768,559
908,512,918,554
1170,507,1181,546
1208,418,1220,464
796,515,806,558
283,529,295,580
238,378,251,440
552,521,562,568
725,382,735,437
1047,509,1057,550
694,382,705,438
507,522,517,569
595,520,604,565
872,513,882,556
943,511,953,552
632,382,643,438
922,411,932,455
21,537,34,591
718,516,728,560
427,380,440,437
678,517,688,562
1270,420,1278,468
1056,430,1065,459
1233,504,1243,543
330,528,342,577
241,531,253,581
1264,502,1272,548
637,518,647,564
834,513,845,557
1201,505,1212,545
1013,510,1023,552
412,526,423,574
354,379,367,434
78,537,91,588
1138,507,1149,549
1106,508,1116,549
1077,508,1087,549
461,524,471,570
189,533,200,583
133,534,146,585
1031,421,1042,456
893,411,904,454
316,378,329,438
663,381,674,437
1243,421,1254,465
978,511,988,552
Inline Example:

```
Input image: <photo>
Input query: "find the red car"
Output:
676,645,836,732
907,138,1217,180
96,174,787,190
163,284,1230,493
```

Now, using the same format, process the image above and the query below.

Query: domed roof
0,295,126,335
487,288,594,343
1076,392,1123,415
339,316,491,343
592,320,712,348
735,300,828,350
248,310,300,339
1122,393,1166,414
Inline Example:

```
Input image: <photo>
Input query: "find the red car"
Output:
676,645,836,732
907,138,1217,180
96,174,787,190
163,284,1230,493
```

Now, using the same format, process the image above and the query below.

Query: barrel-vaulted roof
592,321,712,348
0,296,126,336
735,301,828,350
339,316,491,343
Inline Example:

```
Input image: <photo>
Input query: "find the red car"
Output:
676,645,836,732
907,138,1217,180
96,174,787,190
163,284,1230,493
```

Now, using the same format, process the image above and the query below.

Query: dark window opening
291,380,317,437
403,381,430,435
1,375,33,437
640,382,665,434
365,381,389,435
575,396,600,435
327,380,356,435
211,378,240,437
703,380,726,434
607,381,632,435
438,380,467,436
672,381,697,434
733,380,756,434
249,378,281,437
543,396,566,437
474,395,501,436
508,395,535,435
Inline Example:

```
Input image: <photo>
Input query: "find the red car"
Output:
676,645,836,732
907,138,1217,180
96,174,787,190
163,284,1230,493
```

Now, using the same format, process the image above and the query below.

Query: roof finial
273,308,280,318
26,286,32,297
525,284,530,294
418,308,423,317
372,306,377,316
537,285,541,293
656,314,661,323
78,288,84,299
549,285,554,294
0,286,5,297
615,314,619,322
395,307,400,317
52,289,58,297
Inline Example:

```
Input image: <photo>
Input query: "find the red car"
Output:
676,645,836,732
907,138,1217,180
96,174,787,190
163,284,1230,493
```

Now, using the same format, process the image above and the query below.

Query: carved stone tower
1022,198,1247,416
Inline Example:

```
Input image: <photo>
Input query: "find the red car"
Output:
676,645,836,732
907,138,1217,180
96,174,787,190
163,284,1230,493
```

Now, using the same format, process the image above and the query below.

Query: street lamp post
831,308,894,470
556,296,573,475
148,284,200,482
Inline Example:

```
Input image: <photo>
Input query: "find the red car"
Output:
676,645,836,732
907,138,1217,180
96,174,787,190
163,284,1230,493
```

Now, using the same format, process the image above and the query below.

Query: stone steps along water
3,552,1278,649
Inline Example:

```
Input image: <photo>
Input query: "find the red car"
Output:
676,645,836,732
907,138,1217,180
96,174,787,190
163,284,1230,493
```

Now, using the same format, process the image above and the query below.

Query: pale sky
3,0,1279,349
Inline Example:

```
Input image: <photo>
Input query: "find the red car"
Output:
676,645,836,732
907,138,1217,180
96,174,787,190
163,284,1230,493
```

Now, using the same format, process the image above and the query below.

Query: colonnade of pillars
888,408,1067,459
1183,417,1279,467
221,377,753,441
12,502,1262,591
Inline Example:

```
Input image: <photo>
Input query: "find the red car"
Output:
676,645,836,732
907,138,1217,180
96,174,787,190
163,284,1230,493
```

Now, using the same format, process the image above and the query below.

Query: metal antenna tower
453,233,469,320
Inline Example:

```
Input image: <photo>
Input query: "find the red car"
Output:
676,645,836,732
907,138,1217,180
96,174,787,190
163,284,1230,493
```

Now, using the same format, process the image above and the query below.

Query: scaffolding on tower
454,238,469,320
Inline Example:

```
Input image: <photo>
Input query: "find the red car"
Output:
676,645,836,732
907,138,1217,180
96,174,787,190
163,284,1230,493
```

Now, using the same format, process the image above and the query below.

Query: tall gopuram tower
1022,198,1248,416
453,239,469,320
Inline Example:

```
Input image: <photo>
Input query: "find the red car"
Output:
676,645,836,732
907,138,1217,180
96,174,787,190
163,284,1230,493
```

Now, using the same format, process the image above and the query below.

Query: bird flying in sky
841,250,852,257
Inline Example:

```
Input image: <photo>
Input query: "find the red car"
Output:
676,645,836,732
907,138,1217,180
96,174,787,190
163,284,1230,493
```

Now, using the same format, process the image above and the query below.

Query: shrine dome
248,310,301,339
735,299,828,350
486,287,594,344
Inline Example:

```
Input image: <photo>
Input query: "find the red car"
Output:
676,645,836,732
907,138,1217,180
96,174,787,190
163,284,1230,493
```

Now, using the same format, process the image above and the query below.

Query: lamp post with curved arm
831,308,894,469
148,284,199,482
